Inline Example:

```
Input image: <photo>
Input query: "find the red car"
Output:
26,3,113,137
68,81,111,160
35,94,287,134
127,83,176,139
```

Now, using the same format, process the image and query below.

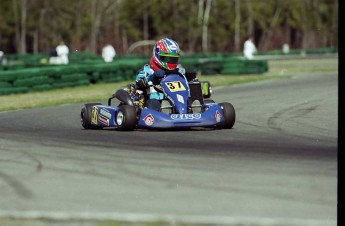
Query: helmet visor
159,55,179,64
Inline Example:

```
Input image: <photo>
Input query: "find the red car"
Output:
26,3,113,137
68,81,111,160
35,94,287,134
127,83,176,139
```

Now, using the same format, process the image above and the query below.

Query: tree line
0,0,338,56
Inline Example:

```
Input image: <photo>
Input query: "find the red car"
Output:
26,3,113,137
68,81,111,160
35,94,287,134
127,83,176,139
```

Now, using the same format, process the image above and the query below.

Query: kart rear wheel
116,105,137,131
81,103,102,129
218,102,235,129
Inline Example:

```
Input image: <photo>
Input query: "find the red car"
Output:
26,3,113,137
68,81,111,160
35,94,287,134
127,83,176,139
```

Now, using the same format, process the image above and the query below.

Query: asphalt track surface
0,71,337,226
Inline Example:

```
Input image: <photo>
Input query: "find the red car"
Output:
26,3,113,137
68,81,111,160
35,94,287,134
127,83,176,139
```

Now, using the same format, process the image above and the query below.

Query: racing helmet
151,38,180,70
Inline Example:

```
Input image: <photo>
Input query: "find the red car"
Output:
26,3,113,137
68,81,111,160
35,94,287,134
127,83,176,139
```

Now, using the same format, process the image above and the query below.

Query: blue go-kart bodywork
81,72,235,130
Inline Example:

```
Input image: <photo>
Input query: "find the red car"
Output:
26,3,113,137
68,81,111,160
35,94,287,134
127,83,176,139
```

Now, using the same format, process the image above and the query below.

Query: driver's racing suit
135,64,186,100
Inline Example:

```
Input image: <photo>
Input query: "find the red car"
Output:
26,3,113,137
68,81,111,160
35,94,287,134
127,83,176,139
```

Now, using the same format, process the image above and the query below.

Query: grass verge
0,75,283,112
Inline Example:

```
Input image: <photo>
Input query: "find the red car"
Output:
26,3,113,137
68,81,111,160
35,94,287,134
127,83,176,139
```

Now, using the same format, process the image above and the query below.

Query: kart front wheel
116,105,137,131
81,103,102,129
218,102,235,129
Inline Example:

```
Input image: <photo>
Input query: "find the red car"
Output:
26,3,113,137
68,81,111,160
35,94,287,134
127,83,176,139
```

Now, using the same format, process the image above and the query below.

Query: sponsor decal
98,115,109,126
177,94,184,104
215,110,222,122
164,81,186,92
169,44,177,51
100,108,112,119
91,106,98,125
143,114,154,126
167,39,178,51
157,41,168,52
171,114,201,120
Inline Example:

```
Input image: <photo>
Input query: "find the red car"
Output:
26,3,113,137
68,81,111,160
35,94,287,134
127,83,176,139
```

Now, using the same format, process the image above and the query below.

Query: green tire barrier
1,52,103,70
52,79,90,89
101,72,123,83
0,82,12,88
1,47,336,72
180,58,200,71
0,47,336,95
57,73,89,83
199,58,268,75
32,84,53,92
200,60,222,75
0,60,142,95
0,56,269,95
0,71,19,82
0,87,29,95
256,47,337,56
87,72,100,83
13,76,53,87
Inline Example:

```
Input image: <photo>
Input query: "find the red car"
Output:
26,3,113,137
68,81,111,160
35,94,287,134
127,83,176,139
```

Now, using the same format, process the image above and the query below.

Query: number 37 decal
165,81,186,92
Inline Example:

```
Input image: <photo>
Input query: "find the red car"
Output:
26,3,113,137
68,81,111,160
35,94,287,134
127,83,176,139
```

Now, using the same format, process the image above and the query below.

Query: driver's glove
136,78,148,90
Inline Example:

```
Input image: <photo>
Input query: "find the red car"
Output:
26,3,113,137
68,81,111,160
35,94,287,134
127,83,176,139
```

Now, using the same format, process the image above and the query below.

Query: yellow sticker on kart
165,81,186,92
91,106,98,124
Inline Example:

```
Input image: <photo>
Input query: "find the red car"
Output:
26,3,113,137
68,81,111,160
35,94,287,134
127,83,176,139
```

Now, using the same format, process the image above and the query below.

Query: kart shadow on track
88,126,221,132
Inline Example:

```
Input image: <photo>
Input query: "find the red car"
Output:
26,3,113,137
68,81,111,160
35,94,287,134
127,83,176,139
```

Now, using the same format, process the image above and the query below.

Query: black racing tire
81,103,102,129
116,105,137,131
218,102,235,129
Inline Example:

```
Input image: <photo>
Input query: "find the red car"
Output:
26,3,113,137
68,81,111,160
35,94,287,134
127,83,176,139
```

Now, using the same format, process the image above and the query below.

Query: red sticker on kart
165,81,186,92
98,115,109,126
143,114,154,126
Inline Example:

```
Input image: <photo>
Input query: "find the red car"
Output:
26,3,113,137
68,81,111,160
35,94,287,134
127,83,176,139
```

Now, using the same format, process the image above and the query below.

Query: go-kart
80,71,235,130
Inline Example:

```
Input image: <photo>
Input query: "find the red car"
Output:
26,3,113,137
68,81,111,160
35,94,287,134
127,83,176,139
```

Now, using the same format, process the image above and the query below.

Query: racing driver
135,38,186,111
